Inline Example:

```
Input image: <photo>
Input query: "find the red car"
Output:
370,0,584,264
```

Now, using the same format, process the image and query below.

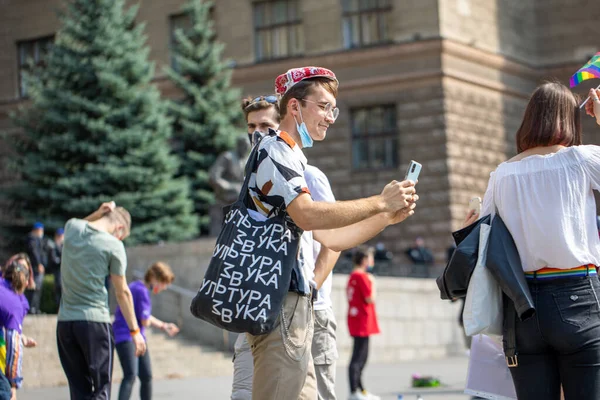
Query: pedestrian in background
0,254,38,400
25,222,47,314
347,246,380,400
56,202,145,400
113,261,179,400
46,228,64,305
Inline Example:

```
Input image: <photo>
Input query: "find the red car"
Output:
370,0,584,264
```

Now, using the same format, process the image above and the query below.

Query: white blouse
481,145,600,272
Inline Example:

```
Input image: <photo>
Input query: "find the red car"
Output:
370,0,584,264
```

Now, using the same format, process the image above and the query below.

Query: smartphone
404,160,422,182
469,196,482,214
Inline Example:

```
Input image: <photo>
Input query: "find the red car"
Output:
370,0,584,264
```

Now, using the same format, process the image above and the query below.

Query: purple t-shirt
0,279,29,333
113,280,152,344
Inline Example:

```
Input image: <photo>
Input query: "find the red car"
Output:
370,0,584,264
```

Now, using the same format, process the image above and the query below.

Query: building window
253,0,304,61
169,13,194,71
351,105,398,170
17,35,54,98
342,0,391,49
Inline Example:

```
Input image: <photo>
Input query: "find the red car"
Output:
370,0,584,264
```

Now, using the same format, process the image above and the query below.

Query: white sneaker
348,390,369,400
362,391,381,400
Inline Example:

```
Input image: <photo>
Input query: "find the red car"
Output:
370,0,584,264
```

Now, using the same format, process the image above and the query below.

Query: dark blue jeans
116,340,152,400
0,372,11,400
509,275,600,400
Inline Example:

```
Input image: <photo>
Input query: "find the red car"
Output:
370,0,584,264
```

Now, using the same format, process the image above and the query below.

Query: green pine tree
4,0,198,245
166,0,243,234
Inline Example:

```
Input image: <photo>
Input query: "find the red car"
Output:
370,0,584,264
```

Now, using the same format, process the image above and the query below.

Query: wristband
130,329,140,336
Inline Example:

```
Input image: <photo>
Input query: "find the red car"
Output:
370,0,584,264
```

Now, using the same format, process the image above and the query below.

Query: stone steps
21,315,234,388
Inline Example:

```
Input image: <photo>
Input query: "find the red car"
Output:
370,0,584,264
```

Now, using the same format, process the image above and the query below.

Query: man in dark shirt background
47,227,65,305
25,221,48,314
405,236,434,265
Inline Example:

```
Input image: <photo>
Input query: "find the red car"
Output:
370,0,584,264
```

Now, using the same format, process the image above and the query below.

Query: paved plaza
19,356,473,400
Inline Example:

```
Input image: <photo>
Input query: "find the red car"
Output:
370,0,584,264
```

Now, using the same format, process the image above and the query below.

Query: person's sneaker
362,390,381,400
348,390,369,400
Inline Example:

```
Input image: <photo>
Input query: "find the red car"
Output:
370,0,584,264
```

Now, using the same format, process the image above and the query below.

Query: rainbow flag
570,52,600,87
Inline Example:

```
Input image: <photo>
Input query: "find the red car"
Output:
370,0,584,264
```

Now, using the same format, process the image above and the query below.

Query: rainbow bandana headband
274,67,338,95
570,52,600,87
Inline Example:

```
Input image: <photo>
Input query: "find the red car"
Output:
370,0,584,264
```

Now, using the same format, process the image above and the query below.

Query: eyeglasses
245,95,278,109
301,99,339,122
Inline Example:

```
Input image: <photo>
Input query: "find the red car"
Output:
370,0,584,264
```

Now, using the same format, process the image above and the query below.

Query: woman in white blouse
465,83,600,400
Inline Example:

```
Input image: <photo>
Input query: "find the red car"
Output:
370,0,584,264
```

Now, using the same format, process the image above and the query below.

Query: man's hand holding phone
380,180,416,213
383,160,422,224
388,195,419,225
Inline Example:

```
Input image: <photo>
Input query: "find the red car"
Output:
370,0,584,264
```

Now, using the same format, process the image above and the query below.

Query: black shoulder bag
190,140,302,335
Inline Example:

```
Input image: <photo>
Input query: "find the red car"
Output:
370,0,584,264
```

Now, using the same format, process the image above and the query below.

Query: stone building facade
0,0,599,262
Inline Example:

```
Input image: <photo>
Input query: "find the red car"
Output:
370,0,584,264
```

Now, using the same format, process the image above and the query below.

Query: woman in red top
347,246,380,400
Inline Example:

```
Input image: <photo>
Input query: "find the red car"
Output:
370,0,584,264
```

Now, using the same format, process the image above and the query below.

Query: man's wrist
373,195,386,213
129,328,140,336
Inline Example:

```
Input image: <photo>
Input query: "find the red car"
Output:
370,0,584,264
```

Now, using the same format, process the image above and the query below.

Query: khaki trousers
312,307,338,400
246,292,317,400
231,334,253,400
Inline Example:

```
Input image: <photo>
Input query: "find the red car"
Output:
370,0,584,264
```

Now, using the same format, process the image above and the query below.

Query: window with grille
342,0,392,49
351,105,398,170
17,35,54,98
253,0,304,61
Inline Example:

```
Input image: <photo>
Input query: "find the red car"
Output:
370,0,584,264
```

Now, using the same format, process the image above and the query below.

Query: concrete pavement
19,356,473,400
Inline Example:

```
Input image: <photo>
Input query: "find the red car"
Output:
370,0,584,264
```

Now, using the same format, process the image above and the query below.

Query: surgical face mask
293,106,313,148
367,265,375,273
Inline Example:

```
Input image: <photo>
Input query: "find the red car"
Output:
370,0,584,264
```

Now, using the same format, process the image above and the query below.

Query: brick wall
535,0,600,66
439,0,536,64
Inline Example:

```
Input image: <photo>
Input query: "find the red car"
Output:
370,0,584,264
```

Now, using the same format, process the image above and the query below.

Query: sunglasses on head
245,95,278,109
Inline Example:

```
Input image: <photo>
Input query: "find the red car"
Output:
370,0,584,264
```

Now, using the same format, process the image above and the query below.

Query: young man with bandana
245,67,418,400
232,95,342,400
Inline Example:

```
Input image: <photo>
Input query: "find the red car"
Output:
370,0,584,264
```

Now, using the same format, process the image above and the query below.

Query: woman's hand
462,209,479,229
585,88,600,126
22,335,37,348
163,323,180,337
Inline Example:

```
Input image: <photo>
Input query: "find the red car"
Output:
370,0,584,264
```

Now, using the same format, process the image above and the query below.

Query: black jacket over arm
437,214,535,322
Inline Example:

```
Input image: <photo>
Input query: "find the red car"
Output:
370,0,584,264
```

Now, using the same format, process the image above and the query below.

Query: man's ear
114,224,126,240
289,98,300,117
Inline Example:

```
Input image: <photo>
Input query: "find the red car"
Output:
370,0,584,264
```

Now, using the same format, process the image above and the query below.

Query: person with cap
24,222,47,314
46,227,65,305
244,67,418,400
231,94,342,400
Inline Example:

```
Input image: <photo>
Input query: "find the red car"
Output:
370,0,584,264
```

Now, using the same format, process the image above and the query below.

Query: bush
39,274,59,314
